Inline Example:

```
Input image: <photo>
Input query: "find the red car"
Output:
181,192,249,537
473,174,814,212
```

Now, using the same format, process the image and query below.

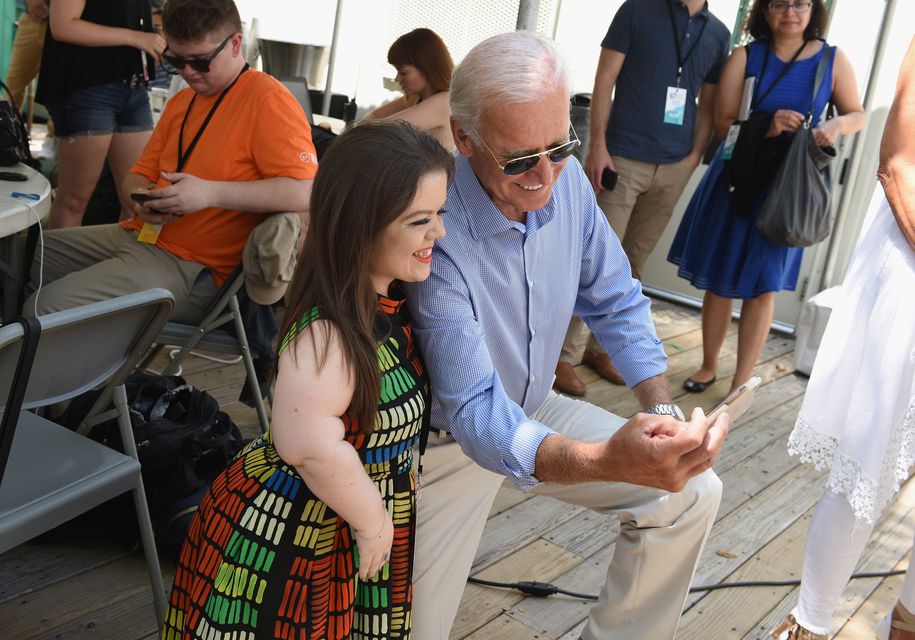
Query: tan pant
23,224,216,323
6,12,47,111
561,155,694,363
412,391,722,639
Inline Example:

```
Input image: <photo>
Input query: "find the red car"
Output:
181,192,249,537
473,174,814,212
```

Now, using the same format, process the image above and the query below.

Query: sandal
683,375,716,393
771,614,827,640
876,601,915,639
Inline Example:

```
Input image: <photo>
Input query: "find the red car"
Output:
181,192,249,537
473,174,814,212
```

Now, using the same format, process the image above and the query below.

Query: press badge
137,222,163,244
664,86,687,125
722,123,741,160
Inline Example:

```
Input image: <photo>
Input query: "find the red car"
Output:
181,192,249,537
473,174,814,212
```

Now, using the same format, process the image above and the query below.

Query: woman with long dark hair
364,28,455,151
160,120,453,639
667,0,865,395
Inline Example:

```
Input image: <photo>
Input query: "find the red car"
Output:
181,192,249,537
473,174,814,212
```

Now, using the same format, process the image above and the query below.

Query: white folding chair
0,288,175,626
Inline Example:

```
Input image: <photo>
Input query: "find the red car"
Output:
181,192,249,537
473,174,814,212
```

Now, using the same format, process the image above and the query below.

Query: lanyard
666,1,708,88
176,63,249,173
750,41,807,112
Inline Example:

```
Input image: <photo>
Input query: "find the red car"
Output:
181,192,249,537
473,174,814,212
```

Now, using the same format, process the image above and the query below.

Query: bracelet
355,504,387,539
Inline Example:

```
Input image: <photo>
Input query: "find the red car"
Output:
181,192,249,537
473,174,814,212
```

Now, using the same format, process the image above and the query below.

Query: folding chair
142,268,272,434
0,288,175,627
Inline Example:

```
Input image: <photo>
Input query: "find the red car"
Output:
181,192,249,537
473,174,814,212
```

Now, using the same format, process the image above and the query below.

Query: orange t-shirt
123,69,318,287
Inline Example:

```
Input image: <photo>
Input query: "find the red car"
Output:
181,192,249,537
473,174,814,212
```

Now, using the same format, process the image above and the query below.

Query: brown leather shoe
582,349,625,385
554,361,587,396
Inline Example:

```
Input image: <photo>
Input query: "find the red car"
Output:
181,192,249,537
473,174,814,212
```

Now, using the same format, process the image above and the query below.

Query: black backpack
0,78,37,168
54,372,247,552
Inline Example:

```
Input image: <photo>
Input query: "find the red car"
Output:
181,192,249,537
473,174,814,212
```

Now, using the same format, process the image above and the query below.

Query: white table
0,163,52,320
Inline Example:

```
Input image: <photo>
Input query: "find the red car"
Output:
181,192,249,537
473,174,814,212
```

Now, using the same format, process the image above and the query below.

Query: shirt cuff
501,419,556,492
615,337,668,387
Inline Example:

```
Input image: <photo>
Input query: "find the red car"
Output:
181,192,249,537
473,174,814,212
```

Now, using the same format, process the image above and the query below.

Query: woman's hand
812,118,842,147
766,109,806,138
132,30,166,65
353,506,394,581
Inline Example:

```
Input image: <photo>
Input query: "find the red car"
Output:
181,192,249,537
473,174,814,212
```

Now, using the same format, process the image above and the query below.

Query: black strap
0,316,41,487
750,40,808,111
808,45,835,120
666,1,709,87
176,63,249,173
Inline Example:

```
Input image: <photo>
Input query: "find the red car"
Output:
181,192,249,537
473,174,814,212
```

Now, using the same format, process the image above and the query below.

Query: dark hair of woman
387,28,454,94
279,121,454,434
744,0,829,42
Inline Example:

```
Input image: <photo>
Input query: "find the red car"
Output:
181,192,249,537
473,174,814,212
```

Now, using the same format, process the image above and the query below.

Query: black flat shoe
683,376,716,393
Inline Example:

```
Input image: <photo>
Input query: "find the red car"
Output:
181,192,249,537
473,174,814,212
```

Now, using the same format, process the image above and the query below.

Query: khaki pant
23,224,216,323
561,155,694,363
412,391,722,639
6,12,47,111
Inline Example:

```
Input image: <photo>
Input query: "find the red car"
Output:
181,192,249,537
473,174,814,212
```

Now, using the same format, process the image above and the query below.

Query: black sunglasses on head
162,33,234,74
469,125,581,176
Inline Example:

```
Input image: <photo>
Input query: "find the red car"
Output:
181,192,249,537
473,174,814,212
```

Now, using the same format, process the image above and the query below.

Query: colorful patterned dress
161,292,428,639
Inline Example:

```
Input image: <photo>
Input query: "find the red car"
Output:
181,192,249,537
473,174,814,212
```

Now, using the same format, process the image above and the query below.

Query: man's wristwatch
646,403,685,421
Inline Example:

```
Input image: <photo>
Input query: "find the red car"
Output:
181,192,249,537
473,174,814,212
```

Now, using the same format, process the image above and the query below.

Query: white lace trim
787,398,915,524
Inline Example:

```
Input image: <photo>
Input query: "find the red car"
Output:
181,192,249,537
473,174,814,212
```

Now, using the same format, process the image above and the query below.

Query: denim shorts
46,82,153,138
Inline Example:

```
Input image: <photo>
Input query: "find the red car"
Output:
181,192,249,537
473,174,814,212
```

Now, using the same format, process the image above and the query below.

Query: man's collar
454,155,556,240
669,0,710,18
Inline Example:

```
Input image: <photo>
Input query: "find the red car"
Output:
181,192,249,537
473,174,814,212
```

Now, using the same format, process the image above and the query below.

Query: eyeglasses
162,33,234,74
767,1,813,13
468,124,580,176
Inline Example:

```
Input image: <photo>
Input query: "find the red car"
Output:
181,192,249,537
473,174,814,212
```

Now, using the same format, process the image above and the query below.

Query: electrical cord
468,570,908,601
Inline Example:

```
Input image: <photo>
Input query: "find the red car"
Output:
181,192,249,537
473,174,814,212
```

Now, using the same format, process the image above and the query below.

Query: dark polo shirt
602,0,730,164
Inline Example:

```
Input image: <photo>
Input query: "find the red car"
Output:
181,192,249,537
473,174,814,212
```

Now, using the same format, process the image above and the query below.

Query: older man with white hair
404,31,729,640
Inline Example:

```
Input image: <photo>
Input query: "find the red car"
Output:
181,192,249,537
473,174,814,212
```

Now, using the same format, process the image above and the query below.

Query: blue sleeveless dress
667,40,835,299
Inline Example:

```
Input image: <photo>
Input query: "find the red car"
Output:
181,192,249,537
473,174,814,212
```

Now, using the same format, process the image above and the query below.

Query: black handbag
755,46,837,247
0,78,36,167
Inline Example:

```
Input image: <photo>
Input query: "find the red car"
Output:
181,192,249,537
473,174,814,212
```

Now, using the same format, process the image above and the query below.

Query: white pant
412,391,723,639
796,490,915,634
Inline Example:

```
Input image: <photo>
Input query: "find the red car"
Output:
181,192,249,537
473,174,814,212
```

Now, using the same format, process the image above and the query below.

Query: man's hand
131,200,182,225
682,151,702,172
26,0,49,20
599,407,729,492
584,145,616,193
147,171,214,216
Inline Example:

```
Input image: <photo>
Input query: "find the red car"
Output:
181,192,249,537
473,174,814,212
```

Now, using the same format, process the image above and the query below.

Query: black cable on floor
468,569,908,601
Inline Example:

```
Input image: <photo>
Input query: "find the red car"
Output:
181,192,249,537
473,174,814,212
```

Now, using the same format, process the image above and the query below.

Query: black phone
130,191,155,203
601,167,618,191
0,171,28,182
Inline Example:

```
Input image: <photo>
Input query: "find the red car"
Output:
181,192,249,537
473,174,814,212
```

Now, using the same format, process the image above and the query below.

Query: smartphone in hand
706,376,762,425
601,167,618,191
130,191,156,204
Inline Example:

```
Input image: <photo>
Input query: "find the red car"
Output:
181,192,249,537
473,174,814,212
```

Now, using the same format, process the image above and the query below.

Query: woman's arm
50,0,164,62
271,320,392,580
878,37,915,251
363,96,412,121
812,47,865,147
714,46,748,139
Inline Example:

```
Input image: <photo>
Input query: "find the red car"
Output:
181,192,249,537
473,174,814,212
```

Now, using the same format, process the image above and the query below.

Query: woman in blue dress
667,0,864,395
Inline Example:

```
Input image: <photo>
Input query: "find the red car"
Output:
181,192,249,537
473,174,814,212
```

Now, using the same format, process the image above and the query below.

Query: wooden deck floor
1,299,910,639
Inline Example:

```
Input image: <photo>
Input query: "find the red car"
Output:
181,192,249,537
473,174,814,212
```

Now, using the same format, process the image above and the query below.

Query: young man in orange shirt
24,0,316,322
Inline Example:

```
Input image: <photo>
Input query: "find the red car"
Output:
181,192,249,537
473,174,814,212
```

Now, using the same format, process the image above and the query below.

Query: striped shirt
404,154,667,490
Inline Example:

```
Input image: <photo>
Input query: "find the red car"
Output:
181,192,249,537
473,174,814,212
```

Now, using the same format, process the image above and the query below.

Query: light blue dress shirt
404,155,667,490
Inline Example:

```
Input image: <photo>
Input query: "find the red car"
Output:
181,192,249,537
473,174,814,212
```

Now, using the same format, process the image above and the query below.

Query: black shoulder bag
755,45,837,247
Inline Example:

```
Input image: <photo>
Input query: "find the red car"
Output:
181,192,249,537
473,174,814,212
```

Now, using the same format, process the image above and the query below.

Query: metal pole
516,0,541,32
322,0,345,116
819,0,898,289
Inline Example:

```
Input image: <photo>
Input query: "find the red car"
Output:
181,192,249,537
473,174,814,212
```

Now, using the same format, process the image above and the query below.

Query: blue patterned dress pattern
667,40,836,299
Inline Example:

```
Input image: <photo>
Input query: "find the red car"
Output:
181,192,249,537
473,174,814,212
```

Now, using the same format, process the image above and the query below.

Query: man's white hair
450,31,570,139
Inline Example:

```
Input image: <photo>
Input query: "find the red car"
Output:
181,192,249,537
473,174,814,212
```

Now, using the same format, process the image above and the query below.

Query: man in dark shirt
555,0,730,397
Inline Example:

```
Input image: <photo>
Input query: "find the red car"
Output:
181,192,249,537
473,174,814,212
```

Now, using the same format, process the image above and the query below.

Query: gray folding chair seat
0,288,175,627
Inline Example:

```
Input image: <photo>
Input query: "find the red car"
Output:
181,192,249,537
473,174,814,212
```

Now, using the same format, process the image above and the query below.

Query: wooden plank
505,541,613,638
0,539,131,604
833,556,908,639
0,553,171,639
462,615,550,640
452,539,583,639
34,589,161,640
471,496,586,572
543,510,620,559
